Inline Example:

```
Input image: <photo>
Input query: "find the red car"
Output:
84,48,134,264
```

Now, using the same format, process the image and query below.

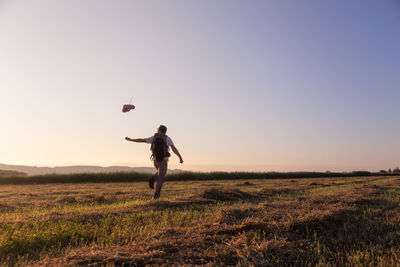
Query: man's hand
171,145,184,164
125,137,146,143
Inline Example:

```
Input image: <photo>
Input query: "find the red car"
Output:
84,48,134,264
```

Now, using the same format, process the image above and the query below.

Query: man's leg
150,160,159,189
153,160,167,199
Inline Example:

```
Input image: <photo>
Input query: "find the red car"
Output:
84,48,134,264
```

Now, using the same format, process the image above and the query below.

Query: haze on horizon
1,0,399,172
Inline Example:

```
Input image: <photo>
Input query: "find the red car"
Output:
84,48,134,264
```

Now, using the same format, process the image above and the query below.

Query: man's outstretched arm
125,137,147,143
171,145,184,164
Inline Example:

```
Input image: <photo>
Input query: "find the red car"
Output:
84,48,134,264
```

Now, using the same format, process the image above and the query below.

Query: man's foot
153,194,160,199
149,174,156,189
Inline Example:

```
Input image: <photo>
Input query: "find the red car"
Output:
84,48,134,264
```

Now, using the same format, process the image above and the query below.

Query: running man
125,125,184,199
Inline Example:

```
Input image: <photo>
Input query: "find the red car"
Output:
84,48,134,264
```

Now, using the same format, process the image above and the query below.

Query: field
1,175,400,266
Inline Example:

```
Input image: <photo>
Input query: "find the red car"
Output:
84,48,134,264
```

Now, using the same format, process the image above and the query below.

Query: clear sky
0,0,399,172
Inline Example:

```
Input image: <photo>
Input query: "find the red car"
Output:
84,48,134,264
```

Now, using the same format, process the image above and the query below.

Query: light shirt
145,135,174,147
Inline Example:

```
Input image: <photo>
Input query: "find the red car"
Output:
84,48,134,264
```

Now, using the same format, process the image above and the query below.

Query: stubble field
1,175,400,266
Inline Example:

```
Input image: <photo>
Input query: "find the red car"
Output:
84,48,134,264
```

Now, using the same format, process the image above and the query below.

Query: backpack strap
150,133,157,160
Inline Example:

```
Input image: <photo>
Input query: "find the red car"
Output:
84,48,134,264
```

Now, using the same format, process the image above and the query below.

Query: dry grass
0,176,399,266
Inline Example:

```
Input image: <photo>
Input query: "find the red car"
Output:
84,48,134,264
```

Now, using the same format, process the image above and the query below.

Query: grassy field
1,175,400,266
0,171,383,185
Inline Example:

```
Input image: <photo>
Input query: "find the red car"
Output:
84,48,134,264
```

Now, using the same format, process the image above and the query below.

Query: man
125,125,184,199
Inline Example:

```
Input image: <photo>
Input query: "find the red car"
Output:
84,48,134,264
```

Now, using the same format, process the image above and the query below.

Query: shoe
153,194,160,199
149,174,156,189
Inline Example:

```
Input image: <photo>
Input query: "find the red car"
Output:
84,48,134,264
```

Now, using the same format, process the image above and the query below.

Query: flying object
122,104,135,112
122,96,135,112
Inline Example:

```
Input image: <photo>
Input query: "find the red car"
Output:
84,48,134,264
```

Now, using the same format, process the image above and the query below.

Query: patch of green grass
0,206,217,264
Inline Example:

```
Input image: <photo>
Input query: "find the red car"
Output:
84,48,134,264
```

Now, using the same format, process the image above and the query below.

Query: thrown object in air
122,104,135,113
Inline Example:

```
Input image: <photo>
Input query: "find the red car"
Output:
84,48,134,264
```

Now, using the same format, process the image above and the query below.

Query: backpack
150,133,170,161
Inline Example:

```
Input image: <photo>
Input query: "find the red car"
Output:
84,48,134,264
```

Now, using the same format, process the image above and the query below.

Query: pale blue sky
0,0,399,171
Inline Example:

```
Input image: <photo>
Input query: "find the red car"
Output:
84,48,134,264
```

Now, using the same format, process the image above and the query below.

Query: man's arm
171,145,184,164
125,137,147,143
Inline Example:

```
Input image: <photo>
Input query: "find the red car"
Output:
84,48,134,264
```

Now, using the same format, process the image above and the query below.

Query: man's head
157,125,167,134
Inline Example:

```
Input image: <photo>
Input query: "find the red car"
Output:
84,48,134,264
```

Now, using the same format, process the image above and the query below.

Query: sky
0,0,399,172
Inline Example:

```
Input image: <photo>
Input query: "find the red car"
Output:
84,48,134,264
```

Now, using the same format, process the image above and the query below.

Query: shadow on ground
288,197,400,265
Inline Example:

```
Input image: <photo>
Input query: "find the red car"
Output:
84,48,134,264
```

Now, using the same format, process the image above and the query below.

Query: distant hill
0,163,183,176
0,169,26,177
